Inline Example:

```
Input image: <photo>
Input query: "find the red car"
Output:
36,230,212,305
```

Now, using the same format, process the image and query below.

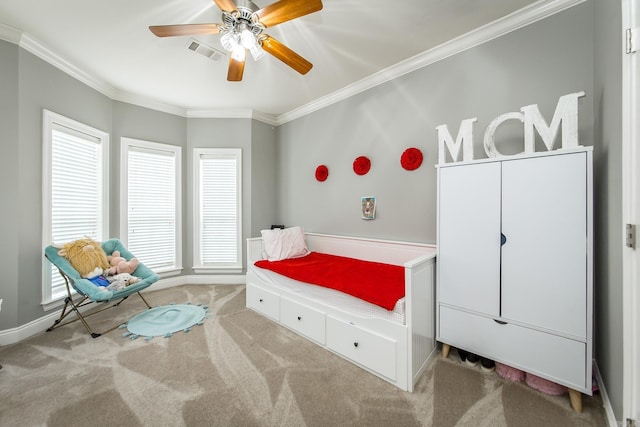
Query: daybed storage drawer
246,284,280,321
439,306,587,391
280,297,326,344
326,316,397,381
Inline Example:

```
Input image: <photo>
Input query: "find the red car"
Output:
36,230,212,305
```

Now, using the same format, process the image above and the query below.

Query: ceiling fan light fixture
220,31,239,52
239,26,257,49
249,43,265,60
231,45,246,62
221,18,265,62
218,1,265,62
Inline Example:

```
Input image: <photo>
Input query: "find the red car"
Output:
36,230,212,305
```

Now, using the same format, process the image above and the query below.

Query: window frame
120,137,182,276
41,109,109,307
193,148,243,273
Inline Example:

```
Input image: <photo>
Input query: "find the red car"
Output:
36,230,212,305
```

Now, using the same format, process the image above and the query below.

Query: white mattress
249,264,406,325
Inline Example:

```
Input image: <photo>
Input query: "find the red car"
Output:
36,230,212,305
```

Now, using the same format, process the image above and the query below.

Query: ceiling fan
149,0,323,82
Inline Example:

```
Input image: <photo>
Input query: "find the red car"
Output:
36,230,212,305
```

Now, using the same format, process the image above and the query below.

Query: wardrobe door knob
297,316,302,321
353,342,359,348
259,298,263,303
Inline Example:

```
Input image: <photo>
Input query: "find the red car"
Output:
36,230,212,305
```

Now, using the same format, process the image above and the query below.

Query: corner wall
0,40,20,330
593,0,623,419
250,120,278,236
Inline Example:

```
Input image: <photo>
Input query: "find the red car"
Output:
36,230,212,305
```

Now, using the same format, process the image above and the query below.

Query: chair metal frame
44,239,159,338
46,261,152,338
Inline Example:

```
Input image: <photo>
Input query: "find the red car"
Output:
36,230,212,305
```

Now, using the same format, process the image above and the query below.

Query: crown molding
251,110,278,126
187,108,253,119
0,23,21,44
274,0,587,126
113,90,188,117
2,0,585,124
19,32,117,99
0,24,256,120
186,108,277,125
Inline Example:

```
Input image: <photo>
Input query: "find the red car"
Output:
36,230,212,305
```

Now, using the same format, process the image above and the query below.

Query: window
193,148,242,272
42,110,109,305
121,138,182,274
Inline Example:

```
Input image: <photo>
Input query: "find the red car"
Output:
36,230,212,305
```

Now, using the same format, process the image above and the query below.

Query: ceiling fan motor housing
222,0,264,38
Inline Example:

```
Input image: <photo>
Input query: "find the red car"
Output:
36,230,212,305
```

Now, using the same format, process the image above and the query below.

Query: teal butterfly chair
44,239,160,338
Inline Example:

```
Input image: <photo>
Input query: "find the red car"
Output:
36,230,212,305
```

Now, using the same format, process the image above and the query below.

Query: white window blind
121,138,181,273
194,149,242,270
51,129,102,242
42,110,109,304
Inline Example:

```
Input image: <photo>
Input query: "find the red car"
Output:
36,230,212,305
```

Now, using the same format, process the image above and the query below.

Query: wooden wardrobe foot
568,388,582,412
441,343,451,359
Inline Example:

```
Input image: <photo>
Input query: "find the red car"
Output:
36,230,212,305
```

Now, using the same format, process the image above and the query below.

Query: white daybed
245,232,437,392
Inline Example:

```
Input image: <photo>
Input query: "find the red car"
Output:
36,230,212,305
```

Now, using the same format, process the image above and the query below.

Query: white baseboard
593,359,621,427
0,274,246,346
0,309,63,346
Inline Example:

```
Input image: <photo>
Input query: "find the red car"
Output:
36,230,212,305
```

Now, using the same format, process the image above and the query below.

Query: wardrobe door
438,162,501,316
501,153,587,338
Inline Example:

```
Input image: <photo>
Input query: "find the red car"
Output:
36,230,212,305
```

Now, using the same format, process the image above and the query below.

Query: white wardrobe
436,148,593,402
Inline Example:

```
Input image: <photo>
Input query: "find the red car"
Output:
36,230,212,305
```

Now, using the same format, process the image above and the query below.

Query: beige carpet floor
0,284,607,426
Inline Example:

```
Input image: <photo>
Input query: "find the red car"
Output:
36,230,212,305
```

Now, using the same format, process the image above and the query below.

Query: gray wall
0,41,19,330
250,120,278,236
593,0,623,418
186,117,253,274
14,46,114,326
111,101,188,264
277,3,594,244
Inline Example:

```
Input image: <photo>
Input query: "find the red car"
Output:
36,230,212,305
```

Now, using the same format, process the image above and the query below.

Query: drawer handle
353,342,359,348
494,319,507,325
297,316,302,321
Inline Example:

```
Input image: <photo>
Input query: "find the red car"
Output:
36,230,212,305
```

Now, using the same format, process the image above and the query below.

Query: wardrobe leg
441,343,451,359
568,388,582,412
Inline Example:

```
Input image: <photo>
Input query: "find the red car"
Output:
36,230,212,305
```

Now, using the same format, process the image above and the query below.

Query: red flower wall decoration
353,156,371,175
400,147,423,171
315,165,329,182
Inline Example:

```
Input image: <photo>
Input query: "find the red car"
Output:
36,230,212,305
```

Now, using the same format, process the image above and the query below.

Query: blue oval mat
124,304,207,339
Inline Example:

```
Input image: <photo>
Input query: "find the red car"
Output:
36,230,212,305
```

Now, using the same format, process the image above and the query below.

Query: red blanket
254,252,405,310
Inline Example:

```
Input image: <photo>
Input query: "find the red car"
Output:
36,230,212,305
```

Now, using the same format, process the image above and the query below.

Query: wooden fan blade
261,35,312,74
212,0,237,13
227,56,246,81
149,24,221,37
256,0,323,28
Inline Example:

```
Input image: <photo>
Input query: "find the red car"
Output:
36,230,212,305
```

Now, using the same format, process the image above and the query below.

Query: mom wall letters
437,91,585,164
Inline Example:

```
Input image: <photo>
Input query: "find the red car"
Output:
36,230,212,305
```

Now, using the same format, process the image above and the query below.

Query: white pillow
260,226,310,262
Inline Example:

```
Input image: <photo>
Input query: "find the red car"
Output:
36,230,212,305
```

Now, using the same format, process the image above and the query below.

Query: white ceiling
0,0,544,119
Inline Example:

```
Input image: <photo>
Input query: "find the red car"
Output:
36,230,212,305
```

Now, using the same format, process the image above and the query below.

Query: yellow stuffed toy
58,238,110,278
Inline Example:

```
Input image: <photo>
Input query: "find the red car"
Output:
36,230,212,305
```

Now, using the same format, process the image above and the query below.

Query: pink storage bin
525,373,567,395
495,362,526,382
